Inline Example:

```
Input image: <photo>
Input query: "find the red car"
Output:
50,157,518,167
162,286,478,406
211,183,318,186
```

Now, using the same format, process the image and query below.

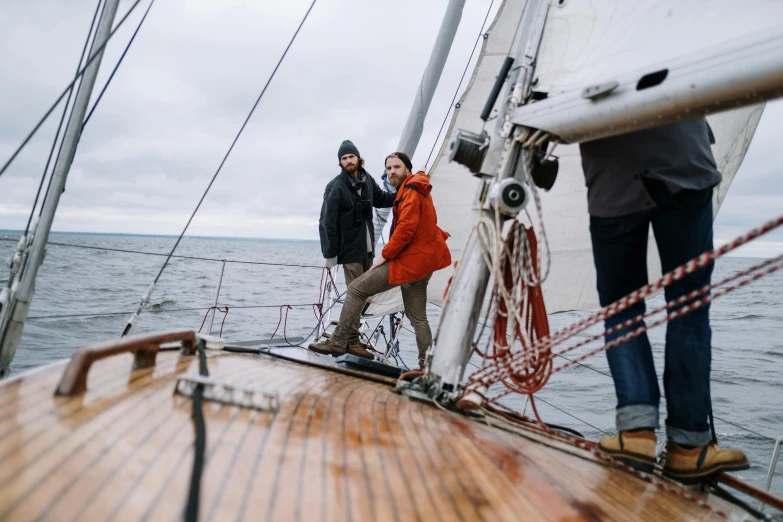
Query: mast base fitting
449,129,489,174
488,178,530,216
456,385,487,410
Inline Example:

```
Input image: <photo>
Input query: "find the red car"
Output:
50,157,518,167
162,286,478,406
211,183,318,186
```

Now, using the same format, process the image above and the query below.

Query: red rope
467,213,783,395
271,304,293,344
483,402,728,518
471,223,552,403
479,250,783,405
198,305,229,336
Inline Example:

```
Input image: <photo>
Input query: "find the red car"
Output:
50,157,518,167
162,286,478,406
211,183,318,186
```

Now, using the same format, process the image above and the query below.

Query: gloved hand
325,257,337,269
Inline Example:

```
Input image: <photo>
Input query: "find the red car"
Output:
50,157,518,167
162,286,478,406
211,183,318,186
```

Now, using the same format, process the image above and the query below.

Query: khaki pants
332,263,432,367
341,258,372,344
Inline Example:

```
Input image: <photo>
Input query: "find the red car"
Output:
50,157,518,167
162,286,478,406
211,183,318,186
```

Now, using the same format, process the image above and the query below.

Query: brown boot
308,339,346,357
597,430,657,473
663,442,749,484
346,343,374,360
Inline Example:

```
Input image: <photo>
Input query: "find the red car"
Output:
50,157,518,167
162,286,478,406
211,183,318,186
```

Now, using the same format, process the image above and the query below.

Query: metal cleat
174,375,279,412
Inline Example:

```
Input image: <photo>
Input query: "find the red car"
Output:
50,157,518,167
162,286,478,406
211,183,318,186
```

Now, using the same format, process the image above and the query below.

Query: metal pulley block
488,178,530,217
448,129,490,175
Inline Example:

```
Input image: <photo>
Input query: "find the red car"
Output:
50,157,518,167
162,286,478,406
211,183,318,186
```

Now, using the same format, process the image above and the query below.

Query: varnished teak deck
0,349,747,521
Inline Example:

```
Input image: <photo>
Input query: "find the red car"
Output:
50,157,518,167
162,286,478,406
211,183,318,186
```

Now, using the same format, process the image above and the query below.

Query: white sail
363,0,527,318
366,0,766,317
521,0,768,312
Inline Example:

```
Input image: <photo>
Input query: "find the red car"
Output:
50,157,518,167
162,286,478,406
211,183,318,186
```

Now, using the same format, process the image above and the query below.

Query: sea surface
1,232,781,512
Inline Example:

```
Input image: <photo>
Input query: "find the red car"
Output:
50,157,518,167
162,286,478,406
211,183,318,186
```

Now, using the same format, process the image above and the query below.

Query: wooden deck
0,345,751,521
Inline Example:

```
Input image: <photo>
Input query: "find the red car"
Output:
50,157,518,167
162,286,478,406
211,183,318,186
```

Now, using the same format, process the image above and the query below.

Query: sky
0,0,781,257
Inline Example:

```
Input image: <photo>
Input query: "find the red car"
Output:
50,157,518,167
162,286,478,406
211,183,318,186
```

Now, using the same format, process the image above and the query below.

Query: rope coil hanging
463,212,783,411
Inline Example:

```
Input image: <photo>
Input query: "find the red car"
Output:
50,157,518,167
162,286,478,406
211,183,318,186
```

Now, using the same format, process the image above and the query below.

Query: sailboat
0,0,782,520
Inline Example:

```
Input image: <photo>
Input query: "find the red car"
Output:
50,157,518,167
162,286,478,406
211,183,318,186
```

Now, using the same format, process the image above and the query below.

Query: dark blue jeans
590,187,714,446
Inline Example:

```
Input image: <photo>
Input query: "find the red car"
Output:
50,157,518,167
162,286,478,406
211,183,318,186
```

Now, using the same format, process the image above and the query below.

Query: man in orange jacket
309,152,451,368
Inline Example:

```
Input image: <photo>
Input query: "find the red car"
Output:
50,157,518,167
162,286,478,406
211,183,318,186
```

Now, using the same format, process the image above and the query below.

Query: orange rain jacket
381,171,451,285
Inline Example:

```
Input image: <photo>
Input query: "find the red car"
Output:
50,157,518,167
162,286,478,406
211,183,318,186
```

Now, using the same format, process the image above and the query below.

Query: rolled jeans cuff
666,424,712,447
616,404,659,432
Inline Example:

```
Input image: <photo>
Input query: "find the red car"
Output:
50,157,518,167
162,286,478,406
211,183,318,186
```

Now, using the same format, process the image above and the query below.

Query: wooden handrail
55,329,198,397
716,472,783,513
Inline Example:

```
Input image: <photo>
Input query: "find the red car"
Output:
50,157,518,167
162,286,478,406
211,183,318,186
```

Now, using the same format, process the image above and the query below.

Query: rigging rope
82,0,157,128
39,0,158,218
117,0,318,337
464,212,783,425
0,0,146,180
197,305,229,336
25,0,104,236
148,0,318,287
184,338,209,522
424,0,495,169
482,404,737,519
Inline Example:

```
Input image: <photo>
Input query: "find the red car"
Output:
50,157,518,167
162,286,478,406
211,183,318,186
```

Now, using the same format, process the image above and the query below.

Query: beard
387,174,404,188
343,162,358,173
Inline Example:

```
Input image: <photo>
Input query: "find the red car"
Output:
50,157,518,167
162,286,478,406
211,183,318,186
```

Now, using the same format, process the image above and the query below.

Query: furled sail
365,0,766,317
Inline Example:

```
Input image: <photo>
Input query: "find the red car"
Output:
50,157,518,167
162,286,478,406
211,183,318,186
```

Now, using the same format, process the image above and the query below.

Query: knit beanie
337,140,360,159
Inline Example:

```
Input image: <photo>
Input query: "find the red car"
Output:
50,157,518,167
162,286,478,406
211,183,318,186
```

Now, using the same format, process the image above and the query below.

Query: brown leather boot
308,339,346,357
663,443,749,484
597,430,657,473
346,343,374,360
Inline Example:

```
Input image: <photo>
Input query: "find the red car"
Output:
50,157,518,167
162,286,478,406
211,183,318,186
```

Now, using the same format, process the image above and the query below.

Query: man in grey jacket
318,140,395,357
582,117,749,484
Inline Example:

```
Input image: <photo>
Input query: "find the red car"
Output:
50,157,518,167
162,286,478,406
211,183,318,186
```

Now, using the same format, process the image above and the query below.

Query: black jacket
319,169,395,264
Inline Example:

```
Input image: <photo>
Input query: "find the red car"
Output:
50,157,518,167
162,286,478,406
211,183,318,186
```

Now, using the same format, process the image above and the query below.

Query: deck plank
0,350,750,521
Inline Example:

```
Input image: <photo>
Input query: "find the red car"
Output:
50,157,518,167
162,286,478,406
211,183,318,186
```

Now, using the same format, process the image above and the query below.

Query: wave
150,299,176,310
727,313,766,321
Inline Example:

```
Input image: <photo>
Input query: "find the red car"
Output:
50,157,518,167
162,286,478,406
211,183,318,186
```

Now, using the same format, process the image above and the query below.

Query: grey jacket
579,117,720,217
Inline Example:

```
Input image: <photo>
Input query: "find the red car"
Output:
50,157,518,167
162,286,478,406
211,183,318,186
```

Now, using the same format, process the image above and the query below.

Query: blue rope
82,0,157,127
373,172,393,246
56,0,155,198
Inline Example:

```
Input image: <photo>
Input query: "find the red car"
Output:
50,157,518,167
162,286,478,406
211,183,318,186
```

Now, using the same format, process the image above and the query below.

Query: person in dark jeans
580,117,749,483
318,140,396,358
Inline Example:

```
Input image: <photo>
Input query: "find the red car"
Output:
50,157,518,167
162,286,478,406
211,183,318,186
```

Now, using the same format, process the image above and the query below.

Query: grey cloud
1,0,781,257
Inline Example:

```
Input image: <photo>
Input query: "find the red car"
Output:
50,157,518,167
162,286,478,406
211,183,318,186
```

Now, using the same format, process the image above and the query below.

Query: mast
373,0,466,244
0,0,122,377
398,0,466,157
428,0,550,388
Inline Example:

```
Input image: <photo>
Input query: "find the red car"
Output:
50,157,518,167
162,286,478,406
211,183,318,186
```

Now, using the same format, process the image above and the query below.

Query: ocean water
1,232,781,511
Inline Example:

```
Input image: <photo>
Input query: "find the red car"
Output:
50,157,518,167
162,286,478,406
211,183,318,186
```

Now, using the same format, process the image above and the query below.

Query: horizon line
0,229,319,242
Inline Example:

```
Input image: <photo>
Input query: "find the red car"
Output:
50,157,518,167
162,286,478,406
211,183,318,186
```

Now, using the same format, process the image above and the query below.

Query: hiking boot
308,339,346,357
663,443,749,484
597,430,657,473
346,343,374,360
359,341,375,353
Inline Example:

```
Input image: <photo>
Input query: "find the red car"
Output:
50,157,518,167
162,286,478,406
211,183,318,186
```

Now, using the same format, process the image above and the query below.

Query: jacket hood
402,171,432,197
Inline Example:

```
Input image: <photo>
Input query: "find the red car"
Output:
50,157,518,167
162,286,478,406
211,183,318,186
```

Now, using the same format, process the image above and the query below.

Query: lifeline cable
121,0,319,337
0,237,323,268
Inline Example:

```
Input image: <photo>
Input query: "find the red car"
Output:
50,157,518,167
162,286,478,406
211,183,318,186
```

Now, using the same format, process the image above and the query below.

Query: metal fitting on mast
420,0,551,399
